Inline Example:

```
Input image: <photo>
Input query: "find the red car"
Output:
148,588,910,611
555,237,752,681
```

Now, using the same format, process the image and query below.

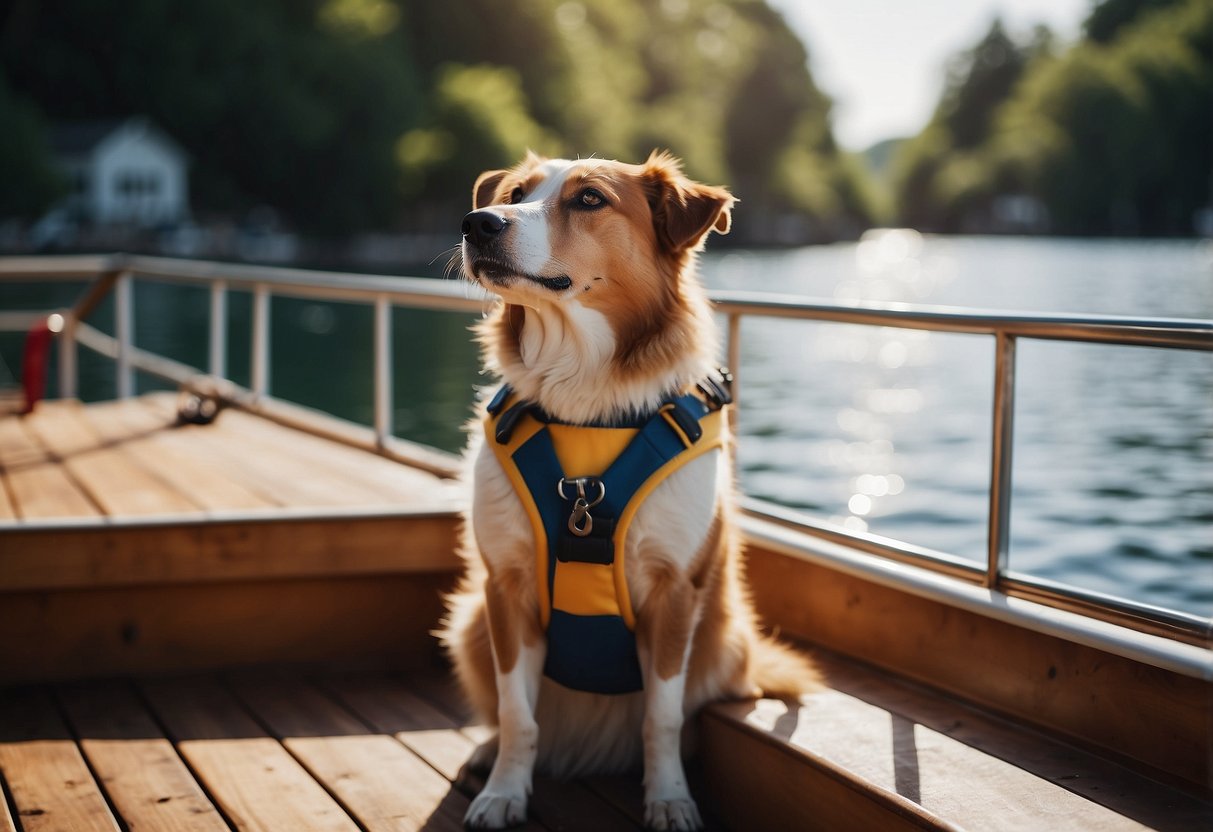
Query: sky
765,0,1092,151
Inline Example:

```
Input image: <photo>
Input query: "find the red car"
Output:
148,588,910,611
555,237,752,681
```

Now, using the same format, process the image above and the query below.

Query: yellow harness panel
484,394,724,632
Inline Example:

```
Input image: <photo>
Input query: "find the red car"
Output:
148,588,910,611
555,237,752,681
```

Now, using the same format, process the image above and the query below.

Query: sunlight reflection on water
703,235,1213,618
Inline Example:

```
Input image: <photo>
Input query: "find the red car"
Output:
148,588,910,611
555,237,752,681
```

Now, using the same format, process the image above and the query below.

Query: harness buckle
697,367,734,408
557,477,606,537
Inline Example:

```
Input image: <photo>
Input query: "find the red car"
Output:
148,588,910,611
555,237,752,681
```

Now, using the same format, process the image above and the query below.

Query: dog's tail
750,632,823,698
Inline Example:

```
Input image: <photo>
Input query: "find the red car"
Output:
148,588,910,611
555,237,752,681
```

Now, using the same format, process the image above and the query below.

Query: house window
115,171,164,197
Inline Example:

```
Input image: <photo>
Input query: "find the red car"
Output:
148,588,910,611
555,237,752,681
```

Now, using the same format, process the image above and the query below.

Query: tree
0,0,876,242
891,19,1040,230
0,72,63,219
1,0,426,233
893,0,1211,235
1084,0,1186,43
994,0,1211,234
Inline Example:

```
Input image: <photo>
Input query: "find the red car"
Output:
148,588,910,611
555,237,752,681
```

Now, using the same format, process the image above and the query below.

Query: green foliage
398,64,557,200
1084,0,1186,43
893,0,1212,235
0,72,64,219
1,0,426,233
0,0,874,240
891,18,1045,231
938,20,1035,149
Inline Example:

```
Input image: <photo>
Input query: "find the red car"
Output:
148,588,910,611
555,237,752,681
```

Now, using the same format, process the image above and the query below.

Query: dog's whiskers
435,246,465,281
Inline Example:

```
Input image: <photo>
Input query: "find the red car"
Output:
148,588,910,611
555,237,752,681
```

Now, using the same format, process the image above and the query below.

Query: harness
483,371,732,695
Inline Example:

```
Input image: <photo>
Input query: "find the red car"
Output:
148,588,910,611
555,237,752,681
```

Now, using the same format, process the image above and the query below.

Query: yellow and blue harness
484,372,732,695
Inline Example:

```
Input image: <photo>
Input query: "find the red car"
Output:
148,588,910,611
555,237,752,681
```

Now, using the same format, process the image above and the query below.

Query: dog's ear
472,169,508,209
643,150,735,252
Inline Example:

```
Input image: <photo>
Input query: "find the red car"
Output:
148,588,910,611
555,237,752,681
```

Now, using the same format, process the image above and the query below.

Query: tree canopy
0,0,874,241
891,0,1212,235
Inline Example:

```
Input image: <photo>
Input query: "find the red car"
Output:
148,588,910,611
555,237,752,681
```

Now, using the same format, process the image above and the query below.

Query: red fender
21,318,55,414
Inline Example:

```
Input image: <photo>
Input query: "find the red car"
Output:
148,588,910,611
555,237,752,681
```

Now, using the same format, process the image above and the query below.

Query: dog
441,151,819,831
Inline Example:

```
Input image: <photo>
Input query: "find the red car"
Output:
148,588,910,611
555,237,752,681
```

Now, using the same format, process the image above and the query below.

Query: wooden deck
0,393,459,522
2,655,1207,832
0,393,465,684
0,670,687,832
1,395,1210,831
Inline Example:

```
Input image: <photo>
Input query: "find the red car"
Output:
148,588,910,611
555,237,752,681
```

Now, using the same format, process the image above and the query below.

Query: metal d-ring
557,477,606,537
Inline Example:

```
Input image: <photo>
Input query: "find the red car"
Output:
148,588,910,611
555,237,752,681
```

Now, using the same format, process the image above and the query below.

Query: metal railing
2,253,1210,662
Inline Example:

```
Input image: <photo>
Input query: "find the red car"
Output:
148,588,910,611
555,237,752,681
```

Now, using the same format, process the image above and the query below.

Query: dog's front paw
644,797,704,832
464,790,528,829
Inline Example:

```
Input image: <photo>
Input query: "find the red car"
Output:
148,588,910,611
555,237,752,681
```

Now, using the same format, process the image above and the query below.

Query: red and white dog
442,151,817,831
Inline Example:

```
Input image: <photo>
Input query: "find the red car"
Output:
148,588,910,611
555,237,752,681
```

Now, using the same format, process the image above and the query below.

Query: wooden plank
712,691,1151,831
0,415,48,470
56,681,229,831
136,397,411,508
0,512,459,591
81,398,277,512
140,677,359,832
701,705,950,832
211,407,452,501
0,574,453,685
330,675,640,832
0,782,15,832
0,416,100,519
814,651,1213,830
22,400,200,516
322,675,482,783
0,687,121,832
0,475,15,520
230,676,468,832
135,390,461,480
744,543,1213,792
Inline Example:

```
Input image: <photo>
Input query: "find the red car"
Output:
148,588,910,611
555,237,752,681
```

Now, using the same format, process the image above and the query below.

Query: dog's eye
509,187,525,204
577,188,606,209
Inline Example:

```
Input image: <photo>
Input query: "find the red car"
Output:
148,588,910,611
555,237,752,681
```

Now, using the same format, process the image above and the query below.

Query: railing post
374,294,393,448
986,331,1017,587
58,312,78,400
727,312,741,399
252,284,270,398
115,271,134,399
209,279,227,378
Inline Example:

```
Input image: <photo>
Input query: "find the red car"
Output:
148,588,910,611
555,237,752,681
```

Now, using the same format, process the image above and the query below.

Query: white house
50,117,189,227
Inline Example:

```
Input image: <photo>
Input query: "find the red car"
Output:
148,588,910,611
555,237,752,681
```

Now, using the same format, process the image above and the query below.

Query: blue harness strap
487,380,728,695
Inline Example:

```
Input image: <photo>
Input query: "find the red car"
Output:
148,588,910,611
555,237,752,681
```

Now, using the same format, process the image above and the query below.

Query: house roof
48,118,129,155
48,116,188,161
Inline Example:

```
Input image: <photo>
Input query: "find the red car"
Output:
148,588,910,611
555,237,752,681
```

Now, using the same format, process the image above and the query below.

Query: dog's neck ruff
492,301,717,427
483,375,731,694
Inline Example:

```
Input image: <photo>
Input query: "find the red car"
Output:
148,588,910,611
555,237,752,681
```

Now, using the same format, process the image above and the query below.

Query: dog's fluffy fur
440,151,818,830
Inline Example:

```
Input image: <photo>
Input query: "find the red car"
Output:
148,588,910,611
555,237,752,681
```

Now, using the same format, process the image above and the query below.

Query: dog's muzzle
461,209,573,292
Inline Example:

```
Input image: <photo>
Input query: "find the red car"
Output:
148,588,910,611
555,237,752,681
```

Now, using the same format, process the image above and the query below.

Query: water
705,236,1212,617
2,236,1210,617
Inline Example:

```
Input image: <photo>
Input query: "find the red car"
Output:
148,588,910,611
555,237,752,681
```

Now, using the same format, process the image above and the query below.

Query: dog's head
461,151,733,309
463,152,733,419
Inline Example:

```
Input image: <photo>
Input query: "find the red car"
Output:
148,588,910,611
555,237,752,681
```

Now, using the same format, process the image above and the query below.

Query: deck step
699,650,1212,832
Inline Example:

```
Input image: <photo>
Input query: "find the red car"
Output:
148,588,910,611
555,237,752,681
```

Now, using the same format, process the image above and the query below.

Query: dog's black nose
462,210,507,247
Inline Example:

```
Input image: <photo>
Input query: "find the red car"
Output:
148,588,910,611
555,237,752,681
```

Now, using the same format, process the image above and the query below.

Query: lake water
705,236,1212,619
2,236,1210,617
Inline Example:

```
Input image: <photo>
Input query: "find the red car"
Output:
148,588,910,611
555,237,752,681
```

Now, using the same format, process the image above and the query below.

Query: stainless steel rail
1,253,1210,657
